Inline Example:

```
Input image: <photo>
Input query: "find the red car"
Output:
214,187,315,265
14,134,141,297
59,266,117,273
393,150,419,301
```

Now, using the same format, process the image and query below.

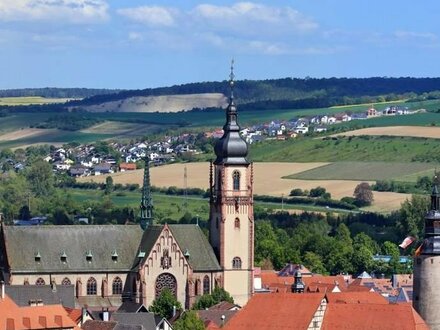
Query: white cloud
0,0,109,23
192,2,318,33
117,6,178,27
394,30,438,42
116,2,323,55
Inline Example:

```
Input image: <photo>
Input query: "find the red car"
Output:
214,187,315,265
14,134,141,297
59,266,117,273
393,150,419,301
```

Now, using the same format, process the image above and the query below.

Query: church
0,66,255,309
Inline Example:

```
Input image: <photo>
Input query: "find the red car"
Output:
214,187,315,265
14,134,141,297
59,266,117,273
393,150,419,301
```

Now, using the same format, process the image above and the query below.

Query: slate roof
198,310,237,328
137,224,221,272
112,313,163,330
5,284,75,308
2,225,143,273
168,225,221,271
117,301,148,313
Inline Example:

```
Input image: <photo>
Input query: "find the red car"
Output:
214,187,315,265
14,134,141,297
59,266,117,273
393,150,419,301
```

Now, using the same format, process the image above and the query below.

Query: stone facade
210,163,254,306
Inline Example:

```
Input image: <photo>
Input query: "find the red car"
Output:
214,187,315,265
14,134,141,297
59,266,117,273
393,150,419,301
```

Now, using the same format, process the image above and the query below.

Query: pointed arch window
234,217,240,229
35,277,45,286
203,276,210,295
87,277,97,295
233,171,240,191
61,277,71,286
232,257,242,269
112,277,123,295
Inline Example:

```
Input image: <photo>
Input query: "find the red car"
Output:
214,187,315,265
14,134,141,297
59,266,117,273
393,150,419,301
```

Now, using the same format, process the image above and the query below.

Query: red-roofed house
223,293,327,330
0,291,78,330
322,303,428,330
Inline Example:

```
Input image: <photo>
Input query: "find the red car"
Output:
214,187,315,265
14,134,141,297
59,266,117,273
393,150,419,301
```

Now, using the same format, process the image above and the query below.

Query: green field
0,96,75,106
67,189,353,223
286,161,436,181
0,131,113,149
249,135,440,163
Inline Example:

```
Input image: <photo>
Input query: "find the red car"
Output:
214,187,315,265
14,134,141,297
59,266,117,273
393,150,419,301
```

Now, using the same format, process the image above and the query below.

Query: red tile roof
223,293,325,330
326,292,388,305
322,303,429,330
0,294,78,330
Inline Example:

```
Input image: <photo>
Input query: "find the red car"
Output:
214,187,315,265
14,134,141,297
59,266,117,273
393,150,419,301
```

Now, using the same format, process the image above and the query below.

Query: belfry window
233,171,240,191
234,218,240,229
232,257,242,269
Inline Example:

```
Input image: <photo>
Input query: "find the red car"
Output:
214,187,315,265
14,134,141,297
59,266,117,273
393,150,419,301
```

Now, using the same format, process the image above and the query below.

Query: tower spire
140,155,153,230
213,59,249,165
229,59,235,102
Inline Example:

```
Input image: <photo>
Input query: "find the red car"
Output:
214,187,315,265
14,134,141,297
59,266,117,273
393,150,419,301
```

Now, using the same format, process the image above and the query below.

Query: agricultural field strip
0,96,74,106
78,162,411,212
330,126,440,139
286,161,436,182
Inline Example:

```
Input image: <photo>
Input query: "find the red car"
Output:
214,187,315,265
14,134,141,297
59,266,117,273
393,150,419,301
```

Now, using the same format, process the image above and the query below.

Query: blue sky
1,1,440,89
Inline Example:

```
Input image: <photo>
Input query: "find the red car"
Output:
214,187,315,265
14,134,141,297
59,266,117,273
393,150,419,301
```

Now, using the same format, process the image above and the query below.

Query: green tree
173,310,204,330
303,251,327,274
185,286,235,311
150,288,182,319
353,182,374,206
25,160,54,197
397,194,429,238
105,176,114,195
309,186,327,198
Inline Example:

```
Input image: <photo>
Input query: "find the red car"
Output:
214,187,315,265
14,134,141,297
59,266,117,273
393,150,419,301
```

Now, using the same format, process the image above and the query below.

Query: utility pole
183,165,188,212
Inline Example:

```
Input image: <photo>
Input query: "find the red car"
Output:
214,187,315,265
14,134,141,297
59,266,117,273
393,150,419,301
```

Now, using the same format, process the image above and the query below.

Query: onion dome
214,60,249,165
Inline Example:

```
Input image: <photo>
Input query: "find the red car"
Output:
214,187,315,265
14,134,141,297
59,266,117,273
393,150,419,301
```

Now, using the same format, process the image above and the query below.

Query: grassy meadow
286,161,436,181
250,135,440,163
67,188,353,224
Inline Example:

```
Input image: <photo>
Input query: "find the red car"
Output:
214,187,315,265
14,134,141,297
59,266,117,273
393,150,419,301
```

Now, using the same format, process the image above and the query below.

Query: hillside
68,77,440,111
70,93,227,113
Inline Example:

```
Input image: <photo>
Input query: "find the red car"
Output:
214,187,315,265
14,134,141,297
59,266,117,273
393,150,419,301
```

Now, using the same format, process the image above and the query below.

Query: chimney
102,308,109,322
221,314,225,326
0,280,4,299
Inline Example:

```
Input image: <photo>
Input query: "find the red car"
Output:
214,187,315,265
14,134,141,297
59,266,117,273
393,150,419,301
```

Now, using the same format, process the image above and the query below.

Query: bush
309,186,327,198
290,188,305,196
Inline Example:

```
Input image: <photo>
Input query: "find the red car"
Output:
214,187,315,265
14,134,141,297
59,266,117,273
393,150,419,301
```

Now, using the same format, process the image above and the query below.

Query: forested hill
70,77,440,109
4,77,440,112
0,87,120,99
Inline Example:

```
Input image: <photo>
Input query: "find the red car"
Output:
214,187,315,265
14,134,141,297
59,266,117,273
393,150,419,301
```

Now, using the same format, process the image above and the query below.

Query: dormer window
111,250,118,263
86,250,93,263
60,251,67,263
184,249,190,259
34,251,41,263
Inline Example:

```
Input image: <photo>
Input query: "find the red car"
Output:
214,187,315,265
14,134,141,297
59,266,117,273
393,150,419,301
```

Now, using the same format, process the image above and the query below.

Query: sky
1,1,440,89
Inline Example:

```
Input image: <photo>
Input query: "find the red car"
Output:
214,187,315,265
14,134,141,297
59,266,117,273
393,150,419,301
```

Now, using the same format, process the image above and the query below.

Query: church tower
140,156,154,230
413,184,440,329
209,61,254,306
